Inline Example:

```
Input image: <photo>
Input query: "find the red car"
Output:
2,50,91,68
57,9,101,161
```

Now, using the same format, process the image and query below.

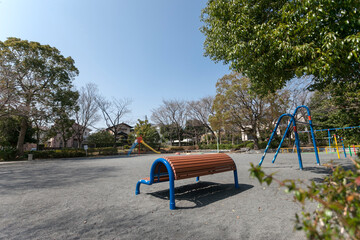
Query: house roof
105,122,133,131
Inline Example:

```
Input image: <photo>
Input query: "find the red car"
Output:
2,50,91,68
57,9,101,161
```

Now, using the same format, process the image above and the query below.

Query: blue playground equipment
299,125,360,157
127,142,138,156
259,105,320,170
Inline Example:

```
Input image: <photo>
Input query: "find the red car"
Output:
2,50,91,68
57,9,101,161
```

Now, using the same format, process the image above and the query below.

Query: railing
278,145,360,158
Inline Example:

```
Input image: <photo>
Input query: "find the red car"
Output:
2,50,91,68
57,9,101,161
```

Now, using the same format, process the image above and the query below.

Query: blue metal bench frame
135,157,239,210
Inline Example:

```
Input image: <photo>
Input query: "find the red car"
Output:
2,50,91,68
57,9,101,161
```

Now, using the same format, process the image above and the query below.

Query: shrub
29,150,87,159
169,146,184,151
258,141,268,149
98,147,118,155
0,147,18,161
249,158,360,239
246,142,254,149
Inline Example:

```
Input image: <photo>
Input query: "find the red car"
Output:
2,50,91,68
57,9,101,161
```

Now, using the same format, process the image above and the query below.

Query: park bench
135,153,239,210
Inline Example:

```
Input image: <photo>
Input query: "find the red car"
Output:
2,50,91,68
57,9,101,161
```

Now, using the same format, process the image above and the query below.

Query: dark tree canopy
0,37,79,155
201,0,360,93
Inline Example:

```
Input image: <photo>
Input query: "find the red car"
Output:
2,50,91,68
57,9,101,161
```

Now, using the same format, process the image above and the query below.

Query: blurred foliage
249,159,360,239
0,147,18,161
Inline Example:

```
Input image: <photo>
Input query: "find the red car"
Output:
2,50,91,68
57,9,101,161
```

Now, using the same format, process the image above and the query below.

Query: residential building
47,123,91,148
105,122,133,141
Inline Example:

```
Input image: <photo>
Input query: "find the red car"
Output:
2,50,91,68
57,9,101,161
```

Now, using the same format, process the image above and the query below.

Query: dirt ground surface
0,152,352,240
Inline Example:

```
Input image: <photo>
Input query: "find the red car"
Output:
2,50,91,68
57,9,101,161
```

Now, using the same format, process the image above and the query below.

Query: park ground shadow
148,181,253,209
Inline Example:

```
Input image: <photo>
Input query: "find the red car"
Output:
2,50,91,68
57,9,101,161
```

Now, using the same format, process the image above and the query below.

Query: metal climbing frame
258,106,320,170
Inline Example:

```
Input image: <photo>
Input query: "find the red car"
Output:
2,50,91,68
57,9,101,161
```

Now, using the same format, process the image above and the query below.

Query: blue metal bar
272,119,293,164
260,114,299,167
135,158,176,210
292,105,320,165
127,142,138,156
328,129,331,149
259,128,277,166
299,125,360,132
196,176,199,182
233,170,239,188
157,165,161,182
293,121,303,170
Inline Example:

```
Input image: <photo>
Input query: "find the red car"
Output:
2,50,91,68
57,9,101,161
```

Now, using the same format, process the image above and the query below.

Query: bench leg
233,170,239,188
169,176,175,210
135,179,151,195
135,181,141,195
196,176,199,182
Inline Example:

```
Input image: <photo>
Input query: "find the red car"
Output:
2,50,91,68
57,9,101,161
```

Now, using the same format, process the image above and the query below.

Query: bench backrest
153,153,236,181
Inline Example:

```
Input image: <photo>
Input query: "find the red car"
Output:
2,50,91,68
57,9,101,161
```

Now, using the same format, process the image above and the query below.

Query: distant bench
135,153,239,210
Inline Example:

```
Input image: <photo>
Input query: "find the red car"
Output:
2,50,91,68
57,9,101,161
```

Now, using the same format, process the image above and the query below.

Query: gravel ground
0,152,352,240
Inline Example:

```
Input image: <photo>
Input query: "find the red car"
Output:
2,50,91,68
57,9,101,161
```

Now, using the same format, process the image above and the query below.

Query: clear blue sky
0,0,230,127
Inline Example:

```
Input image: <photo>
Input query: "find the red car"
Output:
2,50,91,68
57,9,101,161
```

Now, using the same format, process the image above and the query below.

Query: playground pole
293,123,303,170
328,129,331,150
272,119,293,164
341,137,347,158
353,145,357,155
293,105,320,165
259,113,303,170
334,135,340,159
259,126,279,166
307,114,320,165
349,146,352,156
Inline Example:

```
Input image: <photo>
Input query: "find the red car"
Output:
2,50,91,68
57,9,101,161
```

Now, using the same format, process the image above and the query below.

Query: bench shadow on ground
148,181,253,209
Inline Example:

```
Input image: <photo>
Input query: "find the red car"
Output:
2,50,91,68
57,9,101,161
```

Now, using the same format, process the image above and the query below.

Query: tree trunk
16,118,27,157
36,127,40,149
253,137,259,150
307,131,312,145
178,131,181,147
113,130,117,148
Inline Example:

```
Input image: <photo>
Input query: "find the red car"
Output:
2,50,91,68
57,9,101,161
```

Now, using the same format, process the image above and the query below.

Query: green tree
47,89,79,149
201,0,360,93
0,116,35,147
213,72,289,149
309,84,360,144
87,131,113,148
0,37,79,156
159,123,180,145
134,119,160,149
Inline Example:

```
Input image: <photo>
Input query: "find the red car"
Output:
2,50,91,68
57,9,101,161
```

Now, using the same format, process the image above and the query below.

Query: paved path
0,153,350,239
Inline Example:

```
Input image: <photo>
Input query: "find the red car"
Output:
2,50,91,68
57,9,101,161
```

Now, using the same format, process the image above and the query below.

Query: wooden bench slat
170,160,235,168
172,164,235,174
163,154,236,180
